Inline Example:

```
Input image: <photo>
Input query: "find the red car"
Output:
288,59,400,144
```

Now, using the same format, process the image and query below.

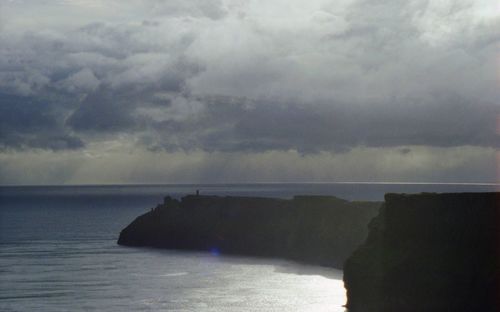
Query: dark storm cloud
0,93,84,150
0,17,201,146
139,94,498,153
66,90,140,133
0,18,198,96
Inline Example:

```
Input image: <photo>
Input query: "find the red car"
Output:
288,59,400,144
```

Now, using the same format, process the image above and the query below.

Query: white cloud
58,68,100,93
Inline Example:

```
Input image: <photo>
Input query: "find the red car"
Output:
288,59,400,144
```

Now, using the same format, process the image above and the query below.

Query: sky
0,0,498,185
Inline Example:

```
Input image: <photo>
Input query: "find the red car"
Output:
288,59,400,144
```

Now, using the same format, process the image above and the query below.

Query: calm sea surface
0,183,496,311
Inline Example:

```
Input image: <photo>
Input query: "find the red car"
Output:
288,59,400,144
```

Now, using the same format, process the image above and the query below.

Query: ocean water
0,183,496,311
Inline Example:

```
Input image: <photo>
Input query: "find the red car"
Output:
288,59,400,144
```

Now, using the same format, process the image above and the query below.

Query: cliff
343,192,499,312
117,195,380,268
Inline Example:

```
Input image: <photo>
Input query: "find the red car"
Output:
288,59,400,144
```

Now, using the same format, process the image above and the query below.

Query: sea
0,183,497,312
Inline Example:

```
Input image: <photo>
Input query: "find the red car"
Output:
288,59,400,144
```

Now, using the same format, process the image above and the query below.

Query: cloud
65,89,141,133
146,0,228,20
136,94,498,153
186,0,499,104
57,68,100,93
0,17,202,144
0,0,498,183
0,92,84,150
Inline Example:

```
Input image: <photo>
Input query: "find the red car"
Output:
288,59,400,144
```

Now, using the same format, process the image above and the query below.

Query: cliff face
118,195,380,268
343,192,499,312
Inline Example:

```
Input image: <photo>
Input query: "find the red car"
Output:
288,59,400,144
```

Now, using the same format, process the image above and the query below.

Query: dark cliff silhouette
117,195,380,268
343,192,499,312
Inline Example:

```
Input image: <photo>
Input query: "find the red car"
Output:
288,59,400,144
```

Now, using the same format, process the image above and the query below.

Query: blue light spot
210,247,220,256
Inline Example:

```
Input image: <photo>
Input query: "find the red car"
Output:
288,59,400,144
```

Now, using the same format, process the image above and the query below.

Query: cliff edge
343,192,499,312
118,195,380,268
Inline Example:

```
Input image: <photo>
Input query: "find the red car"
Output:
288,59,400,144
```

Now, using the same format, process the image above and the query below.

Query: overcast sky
0,0,498,184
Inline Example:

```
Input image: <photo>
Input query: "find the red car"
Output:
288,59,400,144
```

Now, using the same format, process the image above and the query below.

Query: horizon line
1,181,499,187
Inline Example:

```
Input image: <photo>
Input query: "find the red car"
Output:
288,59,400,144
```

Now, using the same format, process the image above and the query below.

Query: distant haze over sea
1,182,497,202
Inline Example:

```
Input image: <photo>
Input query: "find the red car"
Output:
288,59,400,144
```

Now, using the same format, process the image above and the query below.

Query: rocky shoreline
117,194,380,268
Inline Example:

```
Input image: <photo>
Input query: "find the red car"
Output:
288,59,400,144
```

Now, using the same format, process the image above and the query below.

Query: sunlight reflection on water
0,240,347,312
123,248,347,312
